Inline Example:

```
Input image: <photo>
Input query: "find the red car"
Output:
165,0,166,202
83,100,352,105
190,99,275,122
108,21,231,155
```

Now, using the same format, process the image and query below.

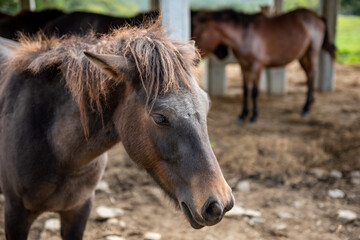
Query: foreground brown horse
0,22,233,239
192,8,335,122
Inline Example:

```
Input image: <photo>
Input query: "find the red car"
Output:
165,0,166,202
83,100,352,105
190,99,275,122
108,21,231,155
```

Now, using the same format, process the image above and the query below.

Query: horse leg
250,68,262,123
238,70,250,123
4,199,38,240
299,50,316,116
59,195,93,240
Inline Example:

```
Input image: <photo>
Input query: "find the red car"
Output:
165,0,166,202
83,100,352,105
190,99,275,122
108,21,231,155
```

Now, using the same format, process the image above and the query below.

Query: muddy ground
0,62,359,240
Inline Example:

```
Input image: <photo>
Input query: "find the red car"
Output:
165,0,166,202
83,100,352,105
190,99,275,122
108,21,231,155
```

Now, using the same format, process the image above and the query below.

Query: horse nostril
202,200,223,223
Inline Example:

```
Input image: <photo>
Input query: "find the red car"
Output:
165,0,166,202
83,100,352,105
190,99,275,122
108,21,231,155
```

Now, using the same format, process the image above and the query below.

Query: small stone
249,217,265,225
351,178,360,185
274,223,287,230
96,206,124,220
44,218,60,232
309,168,328,180
337,210,357,223
0,194,5,203
107,218,119,225
225,205,261,218
225,205,245,217
328,189,345,199
119,220,126,228
277,211,292,219
293,200,304,209
351,171,360,178
144,232,161,240
243,209,262,218
39,231,47,239
204,234,216,240
95,180,111,193
236,180,251,193
106,236,125,240
316,220,322,226
330,170,342,179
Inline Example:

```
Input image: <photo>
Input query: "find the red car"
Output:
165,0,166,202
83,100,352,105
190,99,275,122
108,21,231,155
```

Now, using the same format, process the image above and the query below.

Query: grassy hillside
336,15,360,64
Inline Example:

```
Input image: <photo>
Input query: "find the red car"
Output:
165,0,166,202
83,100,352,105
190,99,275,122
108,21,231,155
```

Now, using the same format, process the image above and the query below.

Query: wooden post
317,0,338,91
18,0,35,11
160,0,190,42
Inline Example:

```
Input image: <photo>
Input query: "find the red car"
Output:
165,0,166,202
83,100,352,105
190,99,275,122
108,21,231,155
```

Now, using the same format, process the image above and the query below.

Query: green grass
336,15,360,64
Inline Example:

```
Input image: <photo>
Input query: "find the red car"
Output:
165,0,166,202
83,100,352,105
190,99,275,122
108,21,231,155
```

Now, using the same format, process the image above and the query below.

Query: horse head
84,31,234,228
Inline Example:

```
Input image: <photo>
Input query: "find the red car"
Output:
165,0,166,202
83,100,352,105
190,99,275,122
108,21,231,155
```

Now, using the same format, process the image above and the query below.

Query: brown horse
192,8,335,123
43,10,159,36
0,9,65,40
0,22,233,239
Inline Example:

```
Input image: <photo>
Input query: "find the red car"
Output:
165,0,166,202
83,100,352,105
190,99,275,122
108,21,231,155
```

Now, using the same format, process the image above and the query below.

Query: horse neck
53,82,126,170
213,21,244,50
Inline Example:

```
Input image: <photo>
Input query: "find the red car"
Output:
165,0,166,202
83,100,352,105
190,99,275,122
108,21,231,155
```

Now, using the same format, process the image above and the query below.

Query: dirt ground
0,62,359,240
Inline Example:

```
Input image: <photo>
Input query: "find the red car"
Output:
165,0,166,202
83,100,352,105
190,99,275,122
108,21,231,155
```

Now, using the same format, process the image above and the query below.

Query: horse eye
152,114,170,126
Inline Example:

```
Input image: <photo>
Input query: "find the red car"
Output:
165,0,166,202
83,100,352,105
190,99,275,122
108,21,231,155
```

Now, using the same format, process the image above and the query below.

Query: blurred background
1,0,359,64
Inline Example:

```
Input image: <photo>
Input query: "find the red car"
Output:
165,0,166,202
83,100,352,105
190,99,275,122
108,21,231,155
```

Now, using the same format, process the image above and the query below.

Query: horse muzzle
180,191,234,229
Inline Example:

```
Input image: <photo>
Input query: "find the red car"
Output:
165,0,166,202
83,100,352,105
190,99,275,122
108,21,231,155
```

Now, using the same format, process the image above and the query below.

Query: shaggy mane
3,21,199,136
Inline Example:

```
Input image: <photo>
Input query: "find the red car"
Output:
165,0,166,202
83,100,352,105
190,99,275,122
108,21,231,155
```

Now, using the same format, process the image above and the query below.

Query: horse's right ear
84,51,133,79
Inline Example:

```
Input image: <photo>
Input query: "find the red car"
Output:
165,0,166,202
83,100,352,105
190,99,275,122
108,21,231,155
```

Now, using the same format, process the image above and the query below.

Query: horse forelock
3,22,199,136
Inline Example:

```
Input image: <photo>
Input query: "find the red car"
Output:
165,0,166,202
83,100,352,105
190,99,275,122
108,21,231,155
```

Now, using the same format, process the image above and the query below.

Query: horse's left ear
84,50,133,79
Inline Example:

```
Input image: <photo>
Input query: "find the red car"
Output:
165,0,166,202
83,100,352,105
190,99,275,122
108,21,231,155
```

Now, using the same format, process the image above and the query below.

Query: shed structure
18,0,338,95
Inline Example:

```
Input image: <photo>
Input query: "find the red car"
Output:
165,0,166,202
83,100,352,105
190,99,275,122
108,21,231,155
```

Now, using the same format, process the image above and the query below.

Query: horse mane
196,9,262,27
3,21,199,136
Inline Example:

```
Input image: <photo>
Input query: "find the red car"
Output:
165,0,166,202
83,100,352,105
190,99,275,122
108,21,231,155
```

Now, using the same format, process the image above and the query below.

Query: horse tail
321,17,336,59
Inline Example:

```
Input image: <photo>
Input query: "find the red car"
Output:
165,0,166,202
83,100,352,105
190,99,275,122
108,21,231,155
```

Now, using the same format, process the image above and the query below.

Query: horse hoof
250,118,257,124
237,117,246,125
302,111,311,117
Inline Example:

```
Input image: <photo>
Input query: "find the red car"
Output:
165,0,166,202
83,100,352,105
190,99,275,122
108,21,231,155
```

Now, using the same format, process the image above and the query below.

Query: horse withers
192,8,335,123
0,23,233,239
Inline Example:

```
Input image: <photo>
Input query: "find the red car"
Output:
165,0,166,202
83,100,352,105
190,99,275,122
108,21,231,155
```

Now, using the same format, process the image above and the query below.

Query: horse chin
181,202,205,229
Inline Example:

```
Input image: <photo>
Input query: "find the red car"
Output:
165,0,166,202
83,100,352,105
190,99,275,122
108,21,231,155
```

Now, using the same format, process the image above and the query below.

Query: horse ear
83,51,133,79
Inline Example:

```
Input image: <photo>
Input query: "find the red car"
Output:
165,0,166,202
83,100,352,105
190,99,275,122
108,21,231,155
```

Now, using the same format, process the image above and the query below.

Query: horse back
254,8,324,66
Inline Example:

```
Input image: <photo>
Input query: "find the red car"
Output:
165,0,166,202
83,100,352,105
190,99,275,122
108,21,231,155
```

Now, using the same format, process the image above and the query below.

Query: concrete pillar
317,0,338,91
267,67,287,95
266,0,287,95
18,0,35,11
150,0,160,11
161,0,190,42
204,56,227,95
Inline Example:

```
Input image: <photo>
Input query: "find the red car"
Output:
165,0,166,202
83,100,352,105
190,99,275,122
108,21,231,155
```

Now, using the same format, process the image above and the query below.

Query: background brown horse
0,23,233,239
192,8,335,123
43,10,159,36
0,9,65,39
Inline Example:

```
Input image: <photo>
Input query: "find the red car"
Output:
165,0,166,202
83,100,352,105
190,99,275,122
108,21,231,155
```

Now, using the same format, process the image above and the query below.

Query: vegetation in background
284,0,318,11
336,15,360,64
341,0,360,15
